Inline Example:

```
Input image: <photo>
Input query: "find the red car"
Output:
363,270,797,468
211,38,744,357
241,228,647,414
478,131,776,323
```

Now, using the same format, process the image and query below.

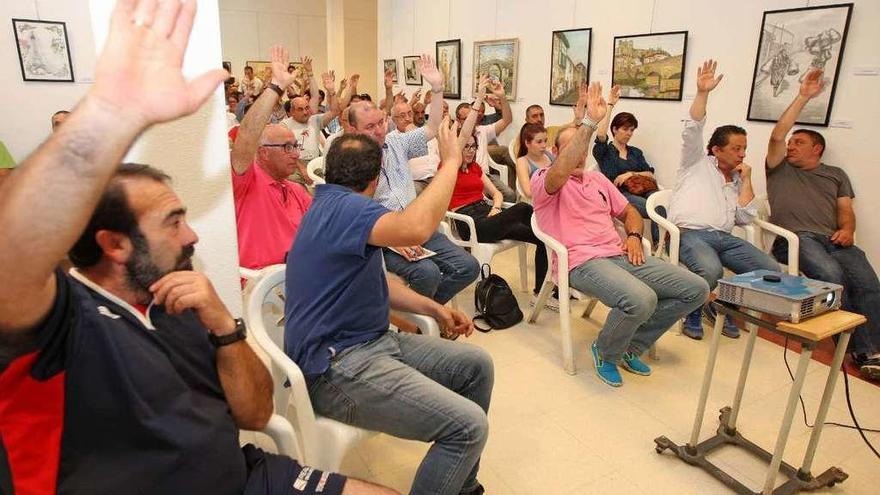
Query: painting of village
550,28,592,106
612,31,688,101
472,39,519,100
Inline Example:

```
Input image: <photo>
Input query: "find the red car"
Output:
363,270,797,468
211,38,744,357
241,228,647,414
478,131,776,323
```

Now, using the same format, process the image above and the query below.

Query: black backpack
473,264,523,332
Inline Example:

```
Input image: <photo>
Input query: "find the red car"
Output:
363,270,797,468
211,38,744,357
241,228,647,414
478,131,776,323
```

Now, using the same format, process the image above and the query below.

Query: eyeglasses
463,144,478,151
261,142,301,153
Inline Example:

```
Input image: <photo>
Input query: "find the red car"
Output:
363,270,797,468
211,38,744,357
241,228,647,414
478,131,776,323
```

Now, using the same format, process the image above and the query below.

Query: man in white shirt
241,65,264,99
667,60,779,340
281,62,340,180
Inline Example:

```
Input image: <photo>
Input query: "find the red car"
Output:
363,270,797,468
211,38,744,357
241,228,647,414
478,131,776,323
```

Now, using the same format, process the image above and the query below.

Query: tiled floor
275,247,880,494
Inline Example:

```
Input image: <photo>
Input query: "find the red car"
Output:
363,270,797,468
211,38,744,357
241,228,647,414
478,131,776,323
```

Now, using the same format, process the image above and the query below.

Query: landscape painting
472,38,519,100
612,31,688,101
550,28,592,106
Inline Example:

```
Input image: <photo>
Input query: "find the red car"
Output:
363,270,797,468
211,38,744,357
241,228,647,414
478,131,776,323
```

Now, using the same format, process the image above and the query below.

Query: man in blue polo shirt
0,2,394,494
285,124,494,495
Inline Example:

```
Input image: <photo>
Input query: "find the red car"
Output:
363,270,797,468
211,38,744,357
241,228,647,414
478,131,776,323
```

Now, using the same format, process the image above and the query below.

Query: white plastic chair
755,196,800,275
306,156,325,185
527,214,653,375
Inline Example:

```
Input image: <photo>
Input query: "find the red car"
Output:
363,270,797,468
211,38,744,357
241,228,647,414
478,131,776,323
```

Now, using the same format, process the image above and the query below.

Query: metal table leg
688,314,727,451
762,343,814,494
727,319,760,432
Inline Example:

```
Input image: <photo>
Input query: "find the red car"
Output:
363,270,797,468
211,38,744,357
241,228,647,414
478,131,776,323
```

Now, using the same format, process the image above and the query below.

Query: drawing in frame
383,59,399,83
612,30,688,101
12,18,74,82
746,3,853,126
436,39,462,99
472,38,520,101
403,55,422,85
550,28,592,106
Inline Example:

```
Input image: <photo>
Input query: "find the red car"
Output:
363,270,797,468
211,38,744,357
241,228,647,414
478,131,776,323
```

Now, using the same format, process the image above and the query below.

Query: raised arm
0,0,225,333
543,82,607,194
596,84,620,143
420,54,446,140
767,68,824,169
690,59,723,121
230,46,297,174
301,56,321,115
319,70,339,128
490,80,512,136
383,69,394,116
460,75,488,139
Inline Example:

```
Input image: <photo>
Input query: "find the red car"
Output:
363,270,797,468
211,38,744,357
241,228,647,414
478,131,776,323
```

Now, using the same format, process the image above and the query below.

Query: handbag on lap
622,174,659,197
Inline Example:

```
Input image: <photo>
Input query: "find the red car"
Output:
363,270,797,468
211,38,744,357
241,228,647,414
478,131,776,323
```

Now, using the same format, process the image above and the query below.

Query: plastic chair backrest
307,157,325,185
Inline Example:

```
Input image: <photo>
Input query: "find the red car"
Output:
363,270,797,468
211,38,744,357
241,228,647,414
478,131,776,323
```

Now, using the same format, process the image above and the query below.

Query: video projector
716,270,842,323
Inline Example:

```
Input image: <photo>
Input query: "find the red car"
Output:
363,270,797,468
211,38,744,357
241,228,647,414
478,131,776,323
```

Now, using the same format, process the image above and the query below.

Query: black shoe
852,353,880,381
460,483,484,495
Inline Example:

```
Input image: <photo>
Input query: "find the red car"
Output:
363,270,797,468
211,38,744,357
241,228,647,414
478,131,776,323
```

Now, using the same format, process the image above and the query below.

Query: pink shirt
232,161,312,269
531,168,628,276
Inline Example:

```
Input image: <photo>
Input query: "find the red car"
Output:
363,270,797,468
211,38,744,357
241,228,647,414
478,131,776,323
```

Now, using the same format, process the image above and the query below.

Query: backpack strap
472,315,493,333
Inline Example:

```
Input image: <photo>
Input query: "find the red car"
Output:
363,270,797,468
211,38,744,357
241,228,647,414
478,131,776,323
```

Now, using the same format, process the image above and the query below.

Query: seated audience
532,82,709,388
667,60,780,340
351,56,479,305
241,64,264,101
593,85,663,243
510,104,571,158
51,110,70,132
227,93,240,129
390,101,416,133
231,46,313,270
285,125,492,495
766,68,880,381
0,3,394,494
514,123,554,200
280,58,339,165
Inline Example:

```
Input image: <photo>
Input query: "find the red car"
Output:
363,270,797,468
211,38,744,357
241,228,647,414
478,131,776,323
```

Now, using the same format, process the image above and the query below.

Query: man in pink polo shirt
231,45,313,270
532,82,709,388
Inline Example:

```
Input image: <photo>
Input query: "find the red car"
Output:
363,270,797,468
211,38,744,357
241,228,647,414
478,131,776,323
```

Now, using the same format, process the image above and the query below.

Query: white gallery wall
378,0,880,267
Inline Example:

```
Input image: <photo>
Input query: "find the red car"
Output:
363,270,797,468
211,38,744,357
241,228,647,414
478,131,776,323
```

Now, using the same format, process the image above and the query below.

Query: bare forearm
597,104,613,139
231,89,280,173
738,179,755,206
217,341,274,430
397,158,459,231
838,208,855,232
308,75,320,113
388,275,441,315
424,89,444,139
623,205,643,234
384,85,394,115
494,97,512,135
690,91,709,121
545,125,593,193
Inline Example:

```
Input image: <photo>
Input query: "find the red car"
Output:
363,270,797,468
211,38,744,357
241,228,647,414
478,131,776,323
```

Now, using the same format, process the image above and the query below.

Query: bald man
280,66,340,164
231,48,314,270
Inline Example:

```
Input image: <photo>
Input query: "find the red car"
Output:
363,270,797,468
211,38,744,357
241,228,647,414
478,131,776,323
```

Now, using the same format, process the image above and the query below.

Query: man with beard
0,1,394,494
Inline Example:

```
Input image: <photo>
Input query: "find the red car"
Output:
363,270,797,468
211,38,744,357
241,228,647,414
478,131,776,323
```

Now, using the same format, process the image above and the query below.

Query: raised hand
585,81,608,123
338,77,347,92
437,116,463,165
300,56,313,76
269,45,297,90
321,70,336,91
384,69,394,89
90,0,227,127
573,80,588,121
489,79,506,99
476,74,490,100
608,84,621,105
349,73,360,89
418,54,443,90
696,59,723,93
800,68,825,98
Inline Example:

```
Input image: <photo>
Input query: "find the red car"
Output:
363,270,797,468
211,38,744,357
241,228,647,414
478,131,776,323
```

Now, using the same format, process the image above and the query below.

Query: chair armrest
240,267,262,281
256,414,303,459
488,159,509,185
752,218,799,275
396,311,441,337
445,211,478,248
641,237,651,257
647,209,680,265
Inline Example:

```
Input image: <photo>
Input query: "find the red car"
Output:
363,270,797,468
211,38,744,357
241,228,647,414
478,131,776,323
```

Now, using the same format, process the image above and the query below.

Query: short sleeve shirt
374,127,428,211
767,161,854,236
284,184,391,377
232,161,312,269
531,169,628,277
281,114,325,162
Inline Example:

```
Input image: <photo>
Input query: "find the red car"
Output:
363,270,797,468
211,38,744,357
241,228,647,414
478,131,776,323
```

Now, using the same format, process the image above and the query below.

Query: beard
125,227,195,300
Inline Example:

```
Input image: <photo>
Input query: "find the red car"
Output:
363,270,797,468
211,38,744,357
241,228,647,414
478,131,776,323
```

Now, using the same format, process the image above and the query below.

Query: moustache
176,244,195,270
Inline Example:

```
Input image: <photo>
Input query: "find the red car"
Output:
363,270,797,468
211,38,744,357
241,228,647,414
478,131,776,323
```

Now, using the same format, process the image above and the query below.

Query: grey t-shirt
766,160,854,236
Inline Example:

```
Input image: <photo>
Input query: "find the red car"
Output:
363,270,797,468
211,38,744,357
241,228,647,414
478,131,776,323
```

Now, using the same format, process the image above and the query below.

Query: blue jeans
679,229,780,291
623,190,664,245
773,232,880,355
569,255,709,362
307,332,494,495
384,231,480,304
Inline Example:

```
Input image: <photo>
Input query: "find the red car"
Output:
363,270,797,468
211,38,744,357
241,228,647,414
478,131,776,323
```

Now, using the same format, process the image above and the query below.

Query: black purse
473,264,523,332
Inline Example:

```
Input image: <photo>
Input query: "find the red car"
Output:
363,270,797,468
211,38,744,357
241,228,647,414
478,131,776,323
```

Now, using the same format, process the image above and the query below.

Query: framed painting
612,31,688,101
436,39,462,99
12,18,74,82
472,38,519,100
245,60,273,83
383,59,399,83
403,55,422,85
746,3,853,126
550,28,592,106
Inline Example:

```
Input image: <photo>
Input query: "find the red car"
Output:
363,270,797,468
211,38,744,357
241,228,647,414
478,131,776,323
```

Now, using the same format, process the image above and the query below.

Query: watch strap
268,83,284,97
209,317,247,347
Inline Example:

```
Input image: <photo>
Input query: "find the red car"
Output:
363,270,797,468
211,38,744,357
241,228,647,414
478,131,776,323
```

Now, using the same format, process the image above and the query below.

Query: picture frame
436,39,462,99
12,18,74,82
383,59,399,83
472,38,520,101
746,3,853,126
245,60,273,83
612,30,688,101
403,55,423,86
549,28,592,106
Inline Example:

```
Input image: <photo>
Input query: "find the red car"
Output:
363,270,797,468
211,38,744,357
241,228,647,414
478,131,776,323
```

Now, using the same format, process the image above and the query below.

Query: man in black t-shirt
765,68,880,381
0,2,396,494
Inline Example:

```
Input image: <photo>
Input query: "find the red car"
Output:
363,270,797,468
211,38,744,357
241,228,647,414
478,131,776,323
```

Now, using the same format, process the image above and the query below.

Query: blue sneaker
591,341,622,387
721,320,741,339
683,308,704,340
620,351,652,376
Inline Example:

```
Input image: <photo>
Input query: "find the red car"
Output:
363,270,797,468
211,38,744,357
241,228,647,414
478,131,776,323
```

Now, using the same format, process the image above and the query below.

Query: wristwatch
627,232,643,241
581,116,599,131
268,83,284,97
209,317,247,348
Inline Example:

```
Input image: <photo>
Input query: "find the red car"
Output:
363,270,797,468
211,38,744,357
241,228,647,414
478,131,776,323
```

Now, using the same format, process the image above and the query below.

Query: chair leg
517,244,528,293
581,298,599,320
559,281,576,375
648,344,659,360
528,280,554,323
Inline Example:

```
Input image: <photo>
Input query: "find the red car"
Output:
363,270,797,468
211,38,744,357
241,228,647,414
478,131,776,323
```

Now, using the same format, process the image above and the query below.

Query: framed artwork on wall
746,3,853,126
12,18,74,82
472,38,520,101
383,59,399,83
245,60,273,83
549,28,592,106
612,31,688,101
403,56,422,85
436,39,461,99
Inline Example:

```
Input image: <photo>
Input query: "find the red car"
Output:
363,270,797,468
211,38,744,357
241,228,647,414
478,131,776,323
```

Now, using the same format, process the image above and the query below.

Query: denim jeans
773,232,880,355
307,332,494,495
383,231,480,304
679,229,780,291
623,190,664,245
569,255,709,362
